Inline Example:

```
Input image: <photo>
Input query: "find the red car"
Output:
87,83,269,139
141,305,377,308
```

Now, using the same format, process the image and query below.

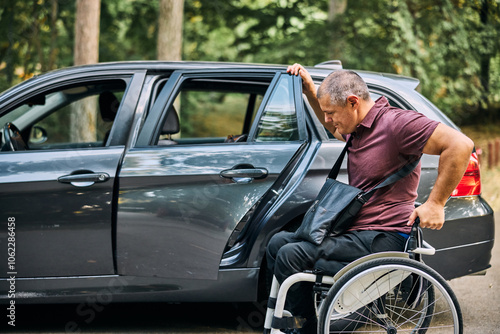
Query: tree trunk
328,0,347,22
70,0,101,143
157,0,184,61
479,0,490,95
4,3,15,85
477,0,497,121
157,0,184,139
328,0,347,60
48,0,59,71
74,0,100,66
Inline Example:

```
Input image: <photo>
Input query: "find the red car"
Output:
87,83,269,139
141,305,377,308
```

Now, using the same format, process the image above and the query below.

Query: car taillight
450,152,481,197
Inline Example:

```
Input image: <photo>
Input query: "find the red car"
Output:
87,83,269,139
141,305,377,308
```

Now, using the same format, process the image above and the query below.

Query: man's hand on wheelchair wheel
407,201,445,230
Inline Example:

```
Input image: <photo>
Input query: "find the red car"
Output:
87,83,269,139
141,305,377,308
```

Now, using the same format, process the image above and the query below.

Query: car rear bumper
423,196,494,280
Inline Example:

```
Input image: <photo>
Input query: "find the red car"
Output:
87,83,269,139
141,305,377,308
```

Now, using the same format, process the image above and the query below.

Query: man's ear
346,95,359,109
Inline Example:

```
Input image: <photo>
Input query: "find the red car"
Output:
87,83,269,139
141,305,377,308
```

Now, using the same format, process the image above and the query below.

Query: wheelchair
264,219,463,333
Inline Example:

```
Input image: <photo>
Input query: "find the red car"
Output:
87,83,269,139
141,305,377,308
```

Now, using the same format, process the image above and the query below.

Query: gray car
0,61,494,304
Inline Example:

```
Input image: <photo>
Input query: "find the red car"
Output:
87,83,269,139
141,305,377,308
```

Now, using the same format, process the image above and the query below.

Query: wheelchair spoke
319,258,462,334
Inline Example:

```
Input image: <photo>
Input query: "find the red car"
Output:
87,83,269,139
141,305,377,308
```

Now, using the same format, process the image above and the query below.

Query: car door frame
116,69,308,283
0,69,147,278
136,69,306,146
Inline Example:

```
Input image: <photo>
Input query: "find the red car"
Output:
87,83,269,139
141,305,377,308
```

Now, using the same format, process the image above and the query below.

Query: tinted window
255,75,299,142
155,78,267,146
0,80,128,150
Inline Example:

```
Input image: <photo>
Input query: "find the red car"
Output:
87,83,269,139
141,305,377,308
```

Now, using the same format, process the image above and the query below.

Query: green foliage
183,0,330,64
184,0,500,124
0,0,499,124
0,0,76,91
99,0,159,61
179,91,249,138
320,0,500,124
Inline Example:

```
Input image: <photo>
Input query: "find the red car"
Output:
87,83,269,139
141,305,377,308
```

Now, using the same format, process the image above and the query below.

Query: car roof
0,60,427,121
1,60,420,94
84,61,421,89
0,60,455,130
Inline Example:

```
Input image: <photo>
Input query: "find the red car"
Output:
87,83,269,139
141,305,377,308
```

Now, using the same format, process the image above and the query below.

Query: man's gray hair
317,70,370,106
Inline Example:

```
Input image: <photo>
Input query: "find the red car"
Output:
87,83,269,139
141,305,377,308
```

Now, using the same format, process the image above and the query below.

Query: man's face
318,95,357,135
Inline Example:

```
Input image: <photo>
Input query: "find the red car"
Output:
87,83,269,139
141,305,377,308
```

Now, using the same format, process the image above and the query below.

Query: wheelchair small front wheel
318,257,462,334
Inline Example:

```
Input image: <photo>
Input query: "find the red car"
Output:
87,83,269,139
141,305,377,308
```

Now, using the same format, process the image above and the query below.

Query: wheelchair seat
314,251,409,280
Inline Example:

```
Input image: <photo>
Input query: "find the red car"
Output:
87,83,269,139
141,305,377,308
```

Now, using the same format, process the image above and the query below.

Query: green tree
0,0,75,91
318,0,500,124
1,0,499,124
157,0,184,60
70,0,101,143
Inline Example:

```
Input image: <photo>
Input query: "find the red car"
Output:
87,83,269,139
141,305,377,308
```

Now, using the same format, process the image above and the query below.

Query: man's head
317,70,373,134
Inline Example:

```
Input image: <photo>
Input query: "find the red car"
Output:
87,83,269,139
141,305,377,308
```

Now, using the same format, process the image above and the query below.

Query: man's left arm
408,123,474,229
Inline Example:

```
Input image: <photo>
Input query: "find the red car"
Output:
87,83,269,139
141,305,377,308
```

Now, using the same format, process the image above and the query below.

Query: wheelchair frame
263,221,463,334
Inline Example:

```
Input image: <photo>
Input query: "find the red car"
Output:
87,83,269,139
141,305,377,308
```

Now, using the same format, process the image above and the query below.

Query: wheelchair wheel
318,257,462,334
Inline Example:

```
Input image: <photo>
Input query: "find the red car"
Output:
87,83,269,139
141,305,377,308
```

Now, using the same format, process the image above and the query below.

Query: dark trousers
266,230,406,320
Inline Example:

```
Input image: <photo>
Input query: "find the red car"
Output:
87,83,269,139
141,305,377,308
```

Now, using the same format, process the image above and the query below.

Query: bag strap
361,156,420,202
327,133,421,202
327,134,354,179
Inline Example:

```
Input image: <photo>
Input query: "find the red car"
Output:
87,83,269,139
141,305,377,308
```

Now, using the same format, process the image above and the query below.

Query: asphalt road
2,215,499,333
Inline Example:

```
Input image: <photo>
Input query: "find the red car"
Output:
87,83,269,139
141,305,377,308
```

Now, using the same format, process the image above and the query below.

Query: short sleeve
391,109,440,156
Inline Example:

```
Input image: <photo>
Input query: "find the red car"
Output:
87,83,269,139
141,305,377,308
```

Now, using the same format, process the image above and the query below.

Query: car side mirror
29,125,48,145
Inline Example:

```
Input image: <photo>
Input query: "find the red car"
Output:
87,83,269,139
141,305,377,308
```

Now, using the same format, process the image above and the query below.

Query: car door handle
220,167,268,179
58,172,110,186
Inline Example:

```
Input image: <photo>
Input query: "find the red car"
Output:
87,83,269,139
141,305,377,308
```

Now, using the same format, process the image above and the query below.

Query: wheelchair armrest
412,241,436,256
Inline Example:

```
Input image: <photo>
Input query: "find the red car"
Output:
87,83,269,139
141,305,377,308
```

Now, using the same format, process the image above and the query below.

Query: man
266,64,473,333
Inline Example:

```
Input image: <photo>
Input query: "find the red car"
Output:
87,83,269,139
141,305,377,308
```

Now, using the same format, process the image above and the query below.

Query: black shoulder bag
294,135,420,245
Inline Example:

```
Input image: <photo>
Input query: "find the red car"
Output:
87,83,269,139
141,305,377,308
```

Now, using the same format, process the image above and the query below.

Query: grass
461,123,500,211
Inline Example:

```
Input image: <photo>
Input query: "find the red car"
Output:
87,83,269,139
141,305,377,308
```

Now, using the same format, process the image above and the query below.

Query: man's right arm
287,64,342,141
408,123,474,230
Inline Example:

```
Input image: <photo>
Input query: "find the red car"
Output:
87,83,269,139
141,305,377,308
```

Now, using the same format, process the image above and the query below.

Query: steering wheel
3,122,28,151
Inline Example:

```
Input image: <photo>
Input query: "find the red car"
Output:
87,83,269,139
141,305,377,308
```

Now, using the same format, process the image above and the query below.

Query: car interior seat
99,91,120,122
157,106,180,146
99,91,120,144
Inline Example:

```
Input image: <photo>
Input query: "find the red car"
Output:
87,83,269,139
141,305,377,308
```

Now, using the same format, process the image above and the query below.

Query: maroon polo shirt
346,97,439,234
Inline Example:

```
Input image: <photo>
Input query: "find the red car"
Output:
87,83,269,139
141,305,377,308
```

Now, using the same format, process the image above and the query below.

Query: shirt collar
358,96,389,129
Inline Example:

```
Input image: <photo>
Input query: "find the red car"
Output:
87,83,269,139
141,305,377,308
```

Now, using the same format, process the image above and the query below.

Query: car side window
255,75,299,142
0,80,128,151
154,78,267,146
